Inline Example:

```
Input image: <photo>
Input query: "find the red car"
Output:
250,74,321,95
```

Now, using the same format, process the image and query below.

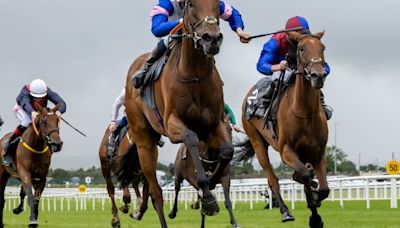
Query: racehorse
0,104,63,227
99,127,149,228
239,31,330,228
168,117,239,228
124,0,232,226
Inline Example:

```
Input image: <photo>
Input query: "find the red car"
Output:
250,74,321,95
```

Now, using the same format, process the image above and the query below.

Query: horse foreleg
168,176,182,219
207,122,233,190
18,169,38,227
314,157,330,203
13,185,26,215
167,115,218,217
119,185,131,214
281,145,323,228
221,174,239,228
101,164,120,228
0,171,10,228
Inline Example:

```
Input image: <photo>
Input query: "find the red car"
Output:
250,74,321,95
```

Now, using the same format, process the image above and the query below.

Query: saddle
245,71,295,142
109,125,129,158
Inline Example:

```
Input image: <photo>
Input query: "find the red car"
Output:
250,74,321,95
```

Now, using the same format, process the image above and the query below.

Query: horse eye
299,47,304,52
188,1,193,7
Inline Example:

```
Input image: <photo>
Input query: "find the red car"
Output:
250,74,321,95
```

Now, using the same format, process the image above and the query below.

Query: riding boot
132,40,168,89
320,91,333,120
157,137,165,147
254,79,277,117
0,115,4,127
108,124,124,158
2,125,26,166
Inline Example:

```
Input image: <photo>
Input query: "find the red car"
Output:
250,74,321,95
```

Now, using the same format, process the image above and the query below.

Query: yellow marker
78,184,87,193
386,160,400,175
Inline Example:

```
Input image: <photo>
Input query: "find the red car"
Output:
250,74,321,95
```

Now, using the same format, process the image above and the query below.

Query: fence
4,175,399,212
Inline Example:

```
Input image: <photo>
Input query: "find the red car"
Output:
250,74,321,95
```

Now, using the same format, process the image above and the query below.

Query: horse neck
292,73,321,118
22,125,46,151
178,38,214,76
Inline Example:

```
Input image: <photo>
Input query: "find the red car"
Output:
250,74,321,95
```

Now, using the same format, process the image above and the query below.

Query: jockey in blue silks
132,0,251,89
256,16,333,120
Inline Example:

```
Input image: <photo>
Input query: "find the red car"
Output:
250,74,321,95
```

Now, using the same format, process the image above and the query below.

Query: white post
250,187,253,210
268,188,272,210
53,197,57,212
339,181,343,208
47,197,50,212
101,197,105,211
67,197,70,211
390,177,397,208
92,196,95,211
291,183,295,210
41,198,44,211
232,189,236,210
61,197,64,212
365,179,370,209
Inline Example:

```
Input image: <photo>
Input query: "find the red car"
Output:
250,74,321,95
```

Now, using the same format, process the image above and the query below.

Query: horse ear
51,103,61,113
287,31,301,43
314,31,325,40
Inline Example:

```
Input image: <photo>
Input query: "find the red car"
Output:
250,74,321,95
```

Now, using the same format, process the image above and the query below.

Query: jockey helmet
29,79,48,98
285,16,310,34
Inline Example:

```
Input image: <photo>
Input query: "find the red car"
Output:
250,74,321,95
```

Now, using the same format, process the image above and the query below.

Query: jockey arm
257,39,279,76
46,88,67,114
17,86,36,115
150,0,246,38
111,88,125,122
223,103,236,125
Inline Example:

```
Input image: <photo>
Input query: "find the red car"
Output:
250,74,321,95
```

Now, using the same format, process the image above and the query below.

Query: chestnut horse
168,117,239,228
0,104,63,228
240,31,330,228
99,127,149,228
125,0,232,227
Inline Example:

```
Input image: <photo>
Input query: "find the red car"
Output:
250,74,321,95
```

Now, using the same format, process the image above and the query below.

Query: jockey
224,103,241,132
132,0,251,89
256,16,333,120
2,79,66,166
108,87,164,156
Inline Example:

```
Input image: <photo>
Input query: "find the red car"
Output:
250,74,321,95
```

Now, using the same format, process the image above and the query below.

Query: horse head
288,31,327,89
183,0,223,56
35,103,63,153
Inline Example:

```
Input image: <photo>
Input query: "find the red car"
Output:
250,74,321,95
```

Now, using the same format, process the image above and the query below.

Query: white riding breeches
13,104,32,127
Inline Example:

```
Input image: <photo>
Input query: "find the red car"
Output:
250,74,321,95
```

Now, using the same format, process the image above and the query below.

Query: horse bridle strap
183,0,218,46
199,156,218,164
20,138,49,154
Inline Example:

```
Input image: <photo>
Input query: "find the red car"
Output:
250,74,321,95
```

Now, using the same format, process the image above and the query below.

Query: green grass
3,200,400,228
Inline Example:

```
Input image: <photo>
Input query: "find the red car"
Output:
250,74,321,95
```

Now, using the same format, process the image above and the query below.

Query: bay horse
240,31,330,228
125,0,232,227
168,117,239,228
99,126,149,228
0,104,63,227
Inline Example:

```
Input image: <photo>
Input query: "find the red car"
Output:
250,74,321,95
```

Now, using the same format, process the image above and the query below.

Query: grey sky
1,0,399,169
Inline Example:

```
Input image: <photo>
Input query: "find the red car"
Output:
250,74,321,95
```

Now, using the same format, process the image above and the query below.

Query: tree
325,146,348,173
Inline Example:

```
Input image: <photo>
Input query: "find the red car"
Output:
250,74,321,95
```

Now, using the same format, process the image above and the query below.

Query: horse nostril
202,33,211,43
217,33,223,42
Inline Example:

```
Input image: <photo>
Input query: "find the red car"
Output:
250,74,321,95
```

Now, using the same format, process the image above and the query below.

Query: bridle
28,112,62,153
295,35,326,81
182,0,219,49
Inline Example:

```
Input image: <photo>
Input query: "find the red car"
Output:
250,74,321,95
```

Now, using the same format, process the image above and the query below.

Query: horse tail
232,138,255,165
114,144,141,186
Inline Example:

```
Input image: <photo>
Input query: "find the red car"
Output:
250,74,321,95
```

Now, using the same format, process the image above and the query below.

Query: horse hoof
309,214,323,228
13,207,23,215
111,218,121,228
130,210,143,221
118,205,129,214
28,220,38,228
232,224,240,228
168,211,176,219
201,196,219,216
282,211,295,222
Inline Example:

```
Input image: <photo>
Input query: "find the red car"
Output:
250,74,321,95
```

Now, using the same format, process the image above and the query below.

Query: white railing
4,175,399,212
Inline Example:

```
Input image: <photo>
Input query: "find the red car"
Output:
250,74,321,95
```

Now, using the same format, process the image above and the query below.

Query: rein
24,112,59,154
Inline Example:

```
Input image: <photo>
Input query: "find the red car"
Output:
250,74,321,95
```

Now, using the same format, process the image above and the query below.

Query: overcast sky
1,0,399,170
